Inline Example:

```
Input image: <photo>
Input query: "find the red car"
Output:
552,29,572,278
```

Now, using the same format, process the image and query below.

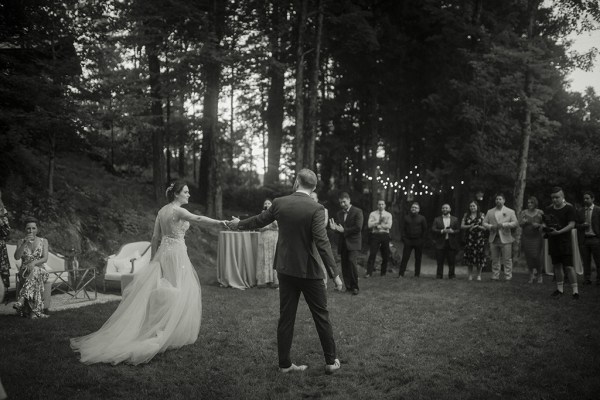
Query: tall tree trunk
166,95,171,182
264,0,286,186
202,0,225,218
47,131,56,195
305,0,323,170
513,0,540,254
294,0,308,174
147,39,166,202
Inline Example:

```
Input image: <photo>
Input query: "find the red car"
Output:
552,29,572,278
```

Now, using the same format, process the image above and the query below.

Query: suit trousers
490,242,513,279
435,240,456,278
366,233,390,275
277,273,336,367
399,239,423,276
580,236,600,281
340,242,360,290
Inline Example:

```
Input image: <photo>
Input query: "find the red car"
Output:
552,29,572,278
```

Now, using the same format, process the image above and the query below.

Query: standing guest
13,217,50,319
483,194,518,281
543,187,579,299
311,191,329,286
229,169,343,374
576,191,600,285
365,200,392,277
0,189,10,299
519,196,545,283
461,201,486,281
257,199,279,288
431,204,461,279
398,202,427,277
329,192,363,295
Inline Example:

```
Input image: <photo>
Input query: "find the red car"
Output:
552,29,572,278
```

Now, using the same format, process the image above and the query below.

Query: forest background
1,0,600,264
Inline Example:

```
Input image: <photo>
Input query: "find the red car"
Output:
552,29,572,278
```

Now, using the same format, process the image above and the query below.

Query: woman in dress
256,199,279,288
71,181,227,365
519,196,544,283
0,189,10,301
461,201,486,281
13,217,50,318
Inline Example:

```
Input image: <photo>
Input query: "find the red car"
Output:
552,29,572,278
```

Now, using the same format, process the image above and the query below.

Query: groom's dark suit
238,191,339,367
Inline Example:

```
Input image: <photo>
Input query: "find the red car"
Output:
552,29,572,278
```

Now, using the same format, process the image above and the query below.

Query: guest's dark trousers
436,240,456,278
277,273,336,368
399,239,423,276
366,233,390,275
340,242,360,290
580,236,600,281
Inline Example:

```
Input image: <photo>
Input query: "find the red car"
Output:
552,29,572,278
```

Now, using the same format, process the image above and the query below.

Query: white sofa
103,241,152,292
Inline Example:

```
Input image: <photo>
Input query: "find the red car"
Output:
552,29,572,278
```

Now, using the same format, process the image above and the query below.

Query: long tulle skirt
70,239,202,365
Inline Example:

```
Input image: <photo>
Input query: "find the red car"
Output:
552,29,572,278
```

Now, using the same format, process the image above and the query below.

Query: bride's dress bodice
160,206,190,244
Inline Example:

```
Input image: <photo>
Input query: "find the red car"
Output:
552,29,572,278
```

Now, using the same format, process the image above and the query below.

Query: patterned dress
520,209,544,272
257,221,279,286
463,213,486,269
18,238,50,317
0,207,10,288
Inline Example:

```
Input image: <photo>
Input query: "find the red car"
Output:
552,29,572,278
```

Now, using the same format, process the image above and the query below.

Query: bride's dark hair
165,181,187,202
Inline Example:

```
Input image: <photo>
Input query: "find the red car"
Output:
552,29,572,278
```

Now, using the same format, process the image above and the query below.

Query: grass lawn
2,258,600,400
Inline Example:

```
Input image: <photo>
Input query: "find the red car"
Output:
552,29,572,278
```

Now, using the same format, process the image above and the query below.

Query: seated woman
257,199,279,288
13,216,50,319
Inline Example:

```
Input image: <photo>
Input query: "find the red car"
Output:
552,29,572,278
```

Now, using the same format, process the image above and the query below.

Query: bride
71,181,227,365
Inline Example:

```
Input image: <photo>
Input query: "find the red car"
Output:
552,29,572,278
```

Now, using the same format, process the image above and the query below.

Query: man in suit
329,192,363,295
483,193,518,281
431,204,461,279
399,201,428,278
228,169,343,374
576,191,600,285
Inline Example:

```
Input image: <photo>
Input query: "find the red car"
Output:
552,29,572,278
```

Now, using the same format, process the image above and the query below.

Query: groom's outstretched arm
238,207,276,231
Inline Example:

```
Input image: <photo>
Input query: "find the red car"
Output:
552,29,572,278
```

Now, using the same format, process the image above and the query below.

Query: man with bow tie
330,192,363,295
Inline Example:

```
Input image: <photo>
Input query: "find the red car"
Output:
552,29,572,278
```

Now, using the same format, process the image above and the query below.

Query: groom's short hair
297,168,317,189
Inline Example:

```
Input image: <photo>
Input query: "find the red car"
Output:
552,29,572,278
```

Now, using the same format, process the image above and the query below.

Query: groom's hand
333,276,343,291
226,217,241,230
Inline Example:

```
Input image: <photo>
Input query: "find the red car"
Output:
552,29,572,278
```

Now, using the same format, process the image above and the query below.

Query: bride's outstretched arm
176,207,228,229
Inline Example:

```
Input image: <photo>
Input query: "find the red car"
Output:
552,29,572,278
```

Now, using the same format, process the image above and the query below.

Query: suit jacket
335,206,364,253
576,204,600,241
431,215,461,250
238,191,337,280
483,206,518,244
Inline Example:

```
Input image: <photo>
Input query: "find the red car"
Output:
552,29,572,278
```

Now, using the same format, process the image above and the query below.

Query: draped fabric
71,205,202,365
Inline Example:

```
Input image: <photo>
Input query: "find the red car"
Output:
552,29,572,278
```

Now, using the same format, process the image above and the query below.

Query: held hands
225,217,241,231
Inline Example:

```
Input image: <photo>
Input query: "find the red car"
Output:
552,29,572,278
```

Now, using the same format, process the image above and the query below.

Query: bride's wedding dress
71,205,202,365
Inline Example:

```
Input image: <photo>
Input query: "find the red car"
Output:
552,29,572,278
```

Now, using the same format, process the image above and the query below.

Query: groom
228,168,343,374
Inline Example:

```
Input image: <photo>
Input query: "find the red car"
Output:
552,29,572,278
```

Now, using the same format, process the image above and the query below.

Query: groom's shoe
279,363,308,373
325,359,341,374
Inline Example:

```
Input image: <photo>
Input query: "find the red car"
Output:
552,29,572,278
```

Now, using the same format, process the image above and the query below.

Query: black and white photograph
1,0,599,398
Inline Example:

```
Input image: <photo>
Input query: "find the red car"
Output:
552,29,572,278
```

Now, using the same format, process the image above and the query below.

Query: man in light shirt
482,193,518,281
365,200,393,277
